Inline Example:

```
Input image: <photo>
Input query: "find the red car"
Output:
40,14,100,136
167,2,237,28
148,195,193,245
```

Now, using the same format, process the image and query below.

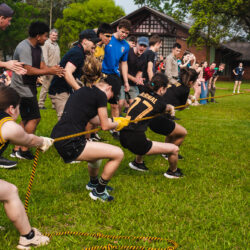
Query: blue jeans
200,81,208,104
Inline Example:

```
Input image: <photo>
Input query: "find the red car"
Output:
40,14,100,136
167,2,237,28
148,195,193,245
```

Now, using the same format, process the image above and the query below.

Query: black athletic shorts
108,74,122,104
120,130,153,155
149,115,176,136
53,136,86,163
235,75,242,81
19,96,41,121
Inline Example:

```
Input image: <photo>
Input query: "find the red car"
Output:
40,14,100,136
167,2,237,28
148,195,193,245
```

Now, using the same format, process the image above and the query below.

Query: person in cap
118,36,149,114
49,29,100,120
0,3,27,168
51,58,129,202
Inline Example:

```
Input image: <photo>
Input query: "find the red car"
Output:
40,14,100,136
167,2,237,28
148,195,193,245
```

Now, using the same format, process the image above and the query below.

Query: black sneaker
10,149,18,158
39,106,46,110
90,133,102,142
110,130,120,140
16,149,34,160
0,157,17,169
162,154,184,160
129,160,148,172
164,168,183,179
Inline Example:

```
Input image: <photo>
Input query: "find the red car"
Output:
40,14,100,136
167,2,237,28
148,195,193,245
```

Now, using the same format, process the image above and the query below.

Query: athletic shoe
39,106,46,110
0,157,17,169
17,228,50,249
162,154,184,160
164,168,183,179
110,130,120,140
90,133,102,142
89,189,114,202
129,160,148,172
69,160,81,164
86,181,113,191
10,149,18,158
16,149,34,160
237,91,240,93
233,91,235,93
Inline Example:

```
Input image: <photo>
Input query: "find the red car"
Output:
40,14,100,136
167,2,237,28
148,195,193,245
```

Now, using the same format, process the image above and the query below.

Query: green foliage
25,0,87,28
0,82,249,249
55,0,125,55
133,0,250,54
0,1,40,59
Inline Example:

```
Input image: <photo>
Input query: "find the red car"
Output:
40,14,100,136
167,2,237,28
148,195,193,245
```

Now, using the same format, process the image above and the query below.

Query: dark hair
172,42,181,49
149,35,161,46
97,23,113,36
144,73,168,93
0,86,20,111
180,68,199,87
127,36,137,43
28,21,49,38
118,19,131,31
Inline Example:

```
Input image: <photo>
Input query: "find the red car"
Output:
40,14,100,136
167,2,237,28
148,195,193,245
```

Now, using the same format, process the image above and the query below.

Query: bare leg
111,104,119,118
0,180,31,235
238,81,241,92
118,99,125,115
135,155,143,163
146,141,179,171
76,141,124,180
233,81,238,93
165,123,187,147
20,118,40,151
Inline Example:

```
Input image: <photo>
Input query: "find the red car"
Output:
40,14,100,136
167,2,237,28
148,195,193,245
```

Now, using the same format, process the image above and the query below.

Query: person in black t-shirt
148,68,199,164
120,73,183,178
142,35,162,89
49,29,100,120
51,75,129,202
119,36,148,114
233,62,244,93
209,63,225,102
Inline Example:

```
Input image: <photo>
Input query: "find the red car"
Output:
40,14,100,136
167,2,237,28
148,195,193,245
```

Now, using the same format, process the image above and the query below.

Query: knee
182,127,187,137
172,145,179,155
7,183,19,200
116,148,124,162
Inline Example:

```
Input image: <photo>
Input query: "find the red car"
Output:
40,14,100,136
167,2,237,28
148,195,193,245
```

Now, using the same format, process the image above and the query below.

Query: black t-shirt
142,49,157,83
126,48,146,86
51,86,107,140
49,43,86,95
124,91,166,132
163,82,190,107
213,69,224,78
0,111,12,156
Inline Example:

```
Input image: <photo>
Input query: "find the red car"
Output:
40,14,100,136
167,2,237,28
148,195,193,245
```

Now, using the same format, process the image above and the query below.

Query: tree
25,0,87,29
55,0,125,55
0,1,40,60
133,0,250,58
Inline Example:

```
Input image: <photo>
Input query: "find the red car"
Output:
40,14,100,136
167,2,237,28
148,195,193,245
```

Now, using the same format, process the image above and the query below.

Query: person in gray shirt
10,21,64,160
165,43,182,84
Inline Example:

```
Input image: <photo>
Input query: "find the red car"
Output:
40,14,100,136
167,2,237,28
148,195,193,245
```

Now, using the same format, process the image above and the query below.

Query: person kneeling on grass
119,73,183,178
51,75,129,202
0,86,53,249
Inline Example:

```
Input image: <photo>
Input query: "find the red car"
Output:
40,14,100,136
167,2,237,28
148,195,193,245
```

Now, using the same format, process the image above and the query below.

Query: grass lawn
0,81,249,249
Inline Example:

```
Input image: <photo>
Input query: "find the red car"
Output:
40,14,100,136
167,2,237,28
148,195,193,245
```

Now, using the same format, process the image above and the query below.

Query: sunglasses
104,34,112,38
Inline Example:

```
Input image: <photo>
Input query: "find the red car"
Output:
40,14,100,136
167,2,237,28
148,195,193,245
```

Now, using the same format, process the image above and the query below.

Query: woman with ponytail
120,73,183,178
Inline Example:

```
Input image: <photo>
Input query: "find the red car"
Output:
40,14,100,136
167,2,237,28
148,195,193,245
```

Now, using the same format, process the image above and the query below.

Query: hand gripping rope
23,92,247,249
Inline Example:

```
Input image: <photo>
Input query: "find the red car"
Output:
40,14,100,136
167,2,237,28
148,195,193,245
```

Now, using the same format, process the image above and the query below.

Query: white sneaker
17,228,50,249
237,91,240,93
233,91,235,94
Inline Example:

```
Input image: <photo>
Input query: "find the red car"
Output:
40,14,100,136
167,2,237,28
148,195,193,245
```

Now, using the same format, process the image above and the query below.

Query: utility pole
49,0,53,30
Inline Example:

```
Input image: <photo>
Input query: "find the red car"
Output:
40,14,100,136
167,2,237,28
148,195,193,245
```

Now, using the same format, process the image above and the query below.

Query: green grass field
0,81,249,249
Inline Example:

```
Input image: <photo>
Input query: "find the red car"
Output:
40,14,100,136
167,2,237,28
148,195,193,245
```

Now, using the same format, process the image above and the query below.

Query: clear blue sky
115,0,138,14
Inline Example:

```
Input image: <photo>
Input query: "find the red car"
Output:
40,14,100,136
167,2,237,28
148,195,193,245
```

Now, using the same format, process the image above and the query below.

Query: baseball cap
79,29,100,44
138,36,149,46
0,3,14,17
103,75,120,97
